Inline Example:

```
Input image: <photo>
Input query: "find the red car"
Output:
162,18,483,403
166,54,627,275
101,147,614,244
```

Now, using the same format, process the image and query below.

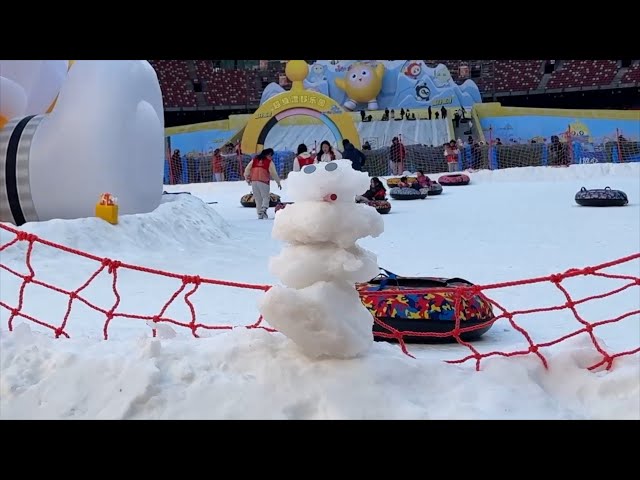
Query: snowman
258,159,384,359
0,60,164,225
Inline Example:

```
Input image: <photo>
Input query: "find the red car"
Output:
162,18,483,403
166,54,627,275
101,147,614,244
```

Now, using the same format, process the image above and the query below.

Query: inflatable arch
241,60,360,154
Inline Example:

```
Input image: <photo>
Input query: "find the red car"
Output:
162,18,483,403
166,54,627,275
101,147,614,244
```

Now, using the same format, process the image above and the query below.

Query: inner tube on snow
439,174,470,186
356,270,495,343
427,183,443,196
575,187,628,207
241,192,281,208
389,187,427,200
367,200,391,214
387,176,417,188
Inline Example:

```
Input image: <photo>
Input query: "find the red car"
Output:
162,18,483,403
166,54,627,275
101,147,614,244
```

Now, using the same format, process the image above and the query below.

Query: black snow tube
575,187,628,207
390,187,428,200
367,200,392,214
427,183,443,196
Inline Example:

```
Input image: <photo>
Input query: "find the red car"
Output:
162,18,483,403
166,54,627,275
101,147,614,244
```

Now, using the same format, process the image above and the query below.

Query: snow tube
387,176,417,188
439,174,470,186
427,183,443,196
241,193,281,208
575,187,628,207
390,187,427,200
357,270,495,343
367,200,391,214
274,202,294,213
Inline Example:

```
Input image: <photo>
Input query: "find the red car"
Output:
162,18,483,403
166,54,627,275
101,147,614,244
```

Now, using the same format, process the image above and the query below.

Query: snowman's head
286,159,370,203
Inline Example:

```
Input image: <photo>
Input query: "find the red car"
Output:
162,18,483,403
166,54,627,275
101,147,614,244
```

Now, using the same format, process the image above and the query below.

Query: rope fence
1,222,638,371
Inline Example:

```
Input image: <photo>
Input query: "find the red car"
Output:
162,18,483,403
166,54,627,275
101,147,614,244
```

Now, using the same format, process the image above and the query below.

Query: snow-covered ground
1,163,639,419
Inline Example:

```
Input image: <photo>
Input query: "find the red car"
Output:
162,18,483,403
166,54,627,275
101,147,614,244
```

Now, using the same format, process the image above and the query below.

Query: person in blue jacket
341,139,367,171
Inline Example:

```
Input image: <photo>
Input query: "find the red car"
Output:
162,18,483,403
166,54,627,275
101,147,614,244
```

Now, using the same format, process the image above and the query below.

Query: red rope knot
585,324,593,333
582,266,596,275
16,231,37,243
529,345,539,353
69,291,78,300
182,275,202,285
564,300,575,309
457,287,473,300
10,308,20,317
24,274,34,284
106,311,114,320
101,258,122,273
152,315,160,323
549,274,562,284
54,327,64,338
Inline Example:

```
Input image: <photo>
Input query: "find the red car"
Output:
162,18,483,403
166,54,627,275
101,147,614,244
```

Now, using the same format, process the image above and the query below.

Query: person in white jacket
316,140,343,162
292,143,318,172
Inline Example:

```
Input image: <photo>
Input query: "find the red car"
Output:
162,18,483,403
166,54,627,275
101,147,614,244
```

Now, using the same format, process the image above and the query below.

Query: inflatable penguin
0,60,165,225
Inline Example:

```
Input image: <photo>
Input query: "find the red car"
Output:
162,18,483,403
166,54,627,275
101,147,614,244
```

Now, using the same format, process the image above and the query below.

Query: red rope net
1,222,638,371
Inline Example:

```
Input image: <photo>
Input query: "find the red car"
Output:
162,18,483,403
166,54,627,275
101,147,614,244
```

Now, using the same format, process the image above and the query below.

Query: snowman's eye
325,162,338,172
303,165,316,174
351,73,357,79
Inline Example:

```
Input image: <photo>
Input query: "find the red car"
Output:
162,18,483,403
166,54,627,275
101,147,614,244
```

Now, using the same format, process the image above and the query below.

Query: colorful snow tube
427,183,443,196
387,176,417,188
575,187,628,207
367,200,391,214
389,187,427,200
357,271,495,343
241,193,281,208
439,174,470,186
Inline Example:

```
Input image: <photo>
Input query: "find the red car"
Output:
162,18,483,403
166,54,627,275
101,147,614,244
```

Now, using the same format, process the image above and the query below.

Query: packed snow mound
2,327,638,419
273,202,384,248
269,243,379,289
259,280,375,359
0,194,231,261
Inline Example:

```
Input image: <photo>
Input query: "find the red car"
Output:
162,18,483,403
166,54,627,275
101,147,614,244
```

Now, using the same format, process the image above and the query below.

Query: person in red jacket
356,177,387,203
212,148,224,182
244,148,282,219
292,143,317,172
444,140,459,172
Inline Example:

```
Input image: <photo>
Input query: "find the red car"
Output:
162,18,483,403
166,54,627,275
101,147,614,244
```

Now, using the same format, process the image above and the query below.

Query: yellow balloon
45,60,75,113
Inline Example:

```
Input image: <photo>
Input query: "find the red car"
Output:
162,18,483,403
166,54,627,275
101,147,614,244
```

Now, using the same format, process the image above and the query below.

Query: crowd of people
244,138,367,219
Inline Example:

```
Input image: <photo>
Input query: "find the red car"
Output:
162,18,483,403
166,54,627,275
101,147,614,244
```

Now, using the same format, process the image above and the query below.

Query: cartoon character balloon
335,62,385,111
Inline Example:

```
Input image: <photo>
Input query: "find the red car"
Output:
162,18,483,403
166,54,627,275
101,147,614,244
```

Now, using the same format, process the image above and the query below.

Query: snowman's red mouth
323,193,337,202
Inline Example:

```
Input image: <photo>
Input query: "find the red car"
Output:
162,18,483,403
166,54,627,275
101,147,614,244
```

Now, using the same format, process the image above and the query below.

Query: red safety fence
1,222,639,371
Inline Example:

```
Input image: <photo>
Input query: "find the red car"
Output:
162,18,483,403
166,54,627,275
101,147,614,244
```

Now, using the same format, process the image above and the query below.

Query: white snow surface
1,163,639,419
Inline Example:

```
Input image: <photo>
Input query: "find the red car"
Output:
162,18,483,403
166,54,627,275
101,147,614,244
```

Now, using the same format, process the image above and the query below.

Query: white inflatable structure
0,60,165,225
259,159,384,359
